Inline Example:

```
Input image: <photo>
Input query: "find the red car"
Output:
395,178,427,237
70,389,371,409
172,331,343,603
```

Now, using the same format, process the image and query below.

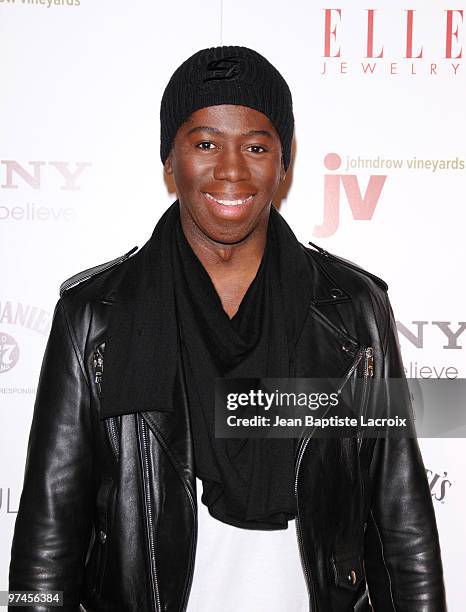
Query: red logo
313,153,386,238
323,8,462,59
321,9,463,76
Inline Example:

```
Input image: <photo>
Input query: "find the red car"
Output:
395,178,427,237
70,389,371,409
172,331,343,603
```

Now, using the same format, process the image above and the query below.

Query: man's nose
213,147,251,182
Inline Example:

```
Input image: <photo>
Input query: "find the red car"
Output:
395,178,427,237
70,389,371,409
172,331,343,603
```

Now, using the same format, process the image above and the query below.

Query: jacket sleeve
364,293,447,611
9,299,96,612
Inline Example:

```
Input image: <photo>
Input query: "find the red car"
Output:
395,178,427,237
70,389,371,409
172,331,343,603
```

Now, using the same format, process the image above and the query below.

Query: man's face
164,104,286,245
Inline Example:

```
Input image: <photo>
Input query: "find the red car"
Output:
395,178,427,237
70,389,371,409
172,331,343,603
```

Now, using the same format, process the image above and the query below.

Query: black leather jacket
9,241,447,612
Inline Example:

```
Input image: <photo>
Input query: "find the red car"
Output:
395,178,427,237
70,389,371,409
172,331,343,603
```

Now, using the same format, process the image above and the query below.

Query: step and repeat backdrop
1,0,465,608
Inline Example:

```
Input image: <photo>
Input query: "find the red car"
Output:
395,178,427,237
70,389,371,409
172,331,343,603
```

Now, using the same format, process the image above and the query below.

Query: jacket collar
100,243,352,307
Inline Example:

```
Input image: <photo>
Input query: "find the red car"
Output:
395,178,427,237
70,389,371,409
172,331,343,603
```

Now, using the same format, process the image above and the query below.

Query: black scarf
101,200,312,530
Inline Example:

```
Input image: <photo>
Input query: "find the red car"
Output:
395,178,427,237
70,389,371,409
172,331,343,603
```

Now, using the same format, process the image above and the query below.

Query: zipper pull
93,347,104,394
308,240,330,257
365,347,374,378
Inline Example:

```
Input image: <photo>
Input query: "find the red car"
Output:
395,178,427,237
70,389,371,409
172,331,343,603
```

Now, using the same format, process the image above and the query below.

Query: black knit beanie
160,46,294,171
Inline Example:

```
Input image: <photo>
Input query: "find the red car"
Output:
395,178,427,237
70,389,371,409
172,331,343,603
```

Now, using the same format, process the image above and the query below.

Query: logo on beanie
203,57,242,82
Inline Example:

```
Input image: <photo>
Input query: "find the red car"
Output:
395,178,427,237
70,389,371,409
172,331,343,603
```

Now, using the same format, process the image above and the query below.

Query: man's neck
179,207,268,270
179,209,269,318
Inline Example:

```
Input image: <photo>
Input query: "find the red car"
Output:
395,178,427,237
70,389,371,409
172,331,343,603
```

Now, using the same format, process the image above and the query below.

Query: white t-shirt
186,477,309,612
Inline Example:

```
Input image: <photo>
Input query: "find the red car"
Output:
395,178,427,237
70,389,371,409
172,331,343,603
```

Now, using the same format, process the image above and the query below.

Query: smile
204,192,255,207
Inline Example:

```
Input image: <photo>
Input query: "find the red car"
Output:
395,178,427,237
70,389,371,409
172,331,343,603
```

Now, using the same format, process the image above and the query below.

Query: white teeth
205,192,253,206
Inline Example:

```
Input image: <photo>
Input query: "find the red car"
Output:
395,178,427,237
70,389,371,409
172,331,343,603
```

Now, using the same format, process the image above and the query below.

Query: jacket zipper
105,418,120,461
355,346,374,610
93,346,104,394
294,434,315,611
358,347,374,450
336,346,366,394
93,346,120,461
294,345,374,612
364,347,374,379
138,415,162,612
180,482,198,612
139,413,198,612
59,246,138,295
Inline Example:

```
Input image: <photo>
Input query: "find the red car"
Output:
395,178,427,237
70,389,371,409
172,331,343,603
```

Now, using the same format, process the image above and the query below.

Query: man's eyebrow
186,126,221,136
186,126,274,138
243,129,274,138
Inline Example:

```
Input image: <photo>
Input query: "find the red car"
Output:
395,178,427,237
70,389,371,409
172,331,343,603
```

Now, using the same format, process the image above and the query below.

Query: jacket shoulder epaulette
59,246,138,297
307,240,388,292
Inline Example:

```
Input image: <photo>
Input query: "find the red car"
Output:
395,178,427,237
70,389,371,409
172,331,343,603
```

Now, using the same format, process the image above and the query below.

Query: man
9,46,446,611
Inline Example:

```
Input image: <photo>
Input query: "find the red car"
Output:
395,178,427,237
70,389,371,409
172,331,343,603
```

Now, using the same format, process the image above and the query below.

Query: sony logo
397,321,465,350
0,160,91,191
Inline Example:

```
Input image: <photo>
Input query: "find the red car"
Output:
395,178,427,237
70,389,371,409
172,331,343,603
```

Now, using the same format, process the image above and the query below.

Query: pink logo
0,332,20,374
313,153,386,238
0,160,91,191
323,9,463,59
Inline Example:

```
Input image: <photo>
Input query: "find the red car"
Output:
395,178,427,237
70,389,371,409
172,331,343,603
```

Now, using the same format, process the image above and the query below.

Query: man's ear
164,150,173,175
280,156,286,182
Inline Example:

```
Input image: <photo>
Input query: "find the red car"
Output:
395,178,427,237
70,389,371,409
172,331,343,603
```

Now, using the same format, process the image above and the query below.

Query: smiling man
9,46,446,612
164,103,283,319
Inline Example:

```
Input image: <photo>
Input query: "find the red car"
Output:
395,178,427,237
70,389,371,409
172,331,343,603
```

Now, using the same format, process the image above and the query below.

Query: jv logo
314,153,386,238
204,57,242,82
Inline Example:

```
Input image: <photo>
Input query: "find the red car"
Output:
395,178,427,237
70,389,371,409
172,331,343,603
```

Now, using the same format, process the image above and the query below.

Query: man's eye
196,141,216,150
247,145,267,154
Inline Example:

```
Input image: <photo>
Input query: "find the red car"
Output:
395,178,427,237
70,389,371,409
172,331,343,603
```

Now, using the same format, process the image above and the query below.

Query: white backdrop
1,0,465,609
